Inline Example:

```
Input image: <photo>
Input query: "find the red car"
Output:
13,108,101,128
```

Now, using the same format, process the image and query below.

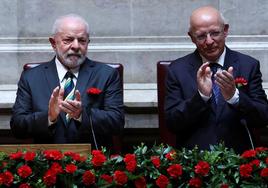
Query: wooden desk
0,143,91,157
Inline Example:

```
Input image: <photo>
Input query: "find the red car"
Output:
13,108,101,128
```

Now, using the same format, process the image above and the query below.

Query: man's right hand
197,62,213,97
48,86,64,122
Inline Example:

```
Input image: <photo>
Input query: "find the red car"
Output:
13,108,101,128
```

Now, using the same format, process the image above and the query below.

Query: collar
55,57,79,82
201,47,226,66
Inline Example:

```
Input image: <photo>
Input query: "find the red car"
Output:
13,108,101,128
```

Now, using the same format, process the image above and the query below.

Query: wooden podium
0,144,91,157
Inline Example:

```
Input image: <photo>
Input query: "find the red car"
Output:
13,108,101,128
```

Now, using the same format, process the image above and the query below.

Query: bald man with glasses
164,6,268,153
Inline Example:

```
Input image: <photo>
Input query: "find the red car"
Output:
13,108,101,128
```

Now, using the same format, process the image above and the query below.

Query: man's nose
205,33,214,44
71,39,79,50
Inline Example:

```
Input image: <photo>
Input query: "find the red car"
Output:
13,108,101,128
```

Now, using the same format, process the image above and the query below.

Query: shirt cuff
48,117,57,126
73,114,82,122
198,90,211,102
227,88,239,105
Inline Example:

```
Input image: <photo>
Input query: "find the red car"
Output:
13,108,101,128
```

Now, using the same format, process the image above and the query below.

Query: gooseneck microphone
88,107,98,150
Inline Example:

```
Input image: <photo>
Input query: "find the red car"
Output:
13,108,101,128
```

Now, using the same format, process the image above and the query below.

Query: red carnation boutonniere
87,87,102,95
235,77,248,88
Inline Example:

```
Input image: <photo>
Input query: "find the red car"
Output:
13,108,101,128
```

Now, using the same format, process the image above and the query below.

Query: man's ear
49,37,56,50
223,24,229,37
188,32,195,43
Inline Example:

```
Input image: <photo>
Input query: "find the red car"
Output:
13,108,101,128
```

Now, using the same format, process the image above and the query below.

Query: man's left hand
60,90,82,119
215,66,236,100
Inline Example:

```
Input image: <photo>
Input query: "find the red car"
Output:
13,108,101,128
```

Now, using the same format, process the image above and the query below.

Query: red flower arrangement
91,150,106,167
0,144,267,187
151,156,161,168
124,153,137,172
87,87,102,95
194,161,210,176
82,170,95,186
114,170,128,186
235,77,248,88
17,165,32,179
167,164,183,178
189,177,202,188
239,164,253,178
134,176,146,188
65,164,77,174
156,174,169,188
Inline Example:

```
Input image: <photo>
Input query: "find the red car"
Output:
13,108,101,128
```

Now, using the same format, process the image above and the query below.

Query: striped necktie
64,71,75,122
210,63,222,107
64,71,75,101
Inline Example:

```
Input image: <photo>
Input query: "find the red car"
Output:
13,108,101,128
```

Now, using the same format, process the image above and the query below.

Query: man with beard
10,14,124,150
165,6,268,153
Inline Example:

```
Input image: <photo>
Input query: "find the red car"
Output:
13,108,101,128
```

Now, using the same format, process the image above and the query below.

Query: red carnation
17,165,32,179
64,151,77,159
114,170,128,186
82,170,95,186
167,164,183,178
24,151,36,161
71,153,86,162
91,150,106,167
134,176,146,188
189,177,202,188
151,156,161,168
101,174,113,184
249,159,260,168
124,154,137,172
19,183,31,188
194,161,210,176
0,171,14,187
87,87,102,95
165,151,176,161
50,162,63,174
156,174,169,188
43,169,57,187
235,77,247,88
260,168,268,177
43,150,63,160
241,149,257,158
9,151,23,160
65,164,77,174
239,164,253,178
64,151,86,162
255,147,268,152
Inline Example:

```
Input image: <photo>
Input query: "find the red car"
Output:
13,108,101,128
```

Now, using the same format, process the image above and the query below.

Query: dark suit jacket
10,58,124,149
165,47,268,153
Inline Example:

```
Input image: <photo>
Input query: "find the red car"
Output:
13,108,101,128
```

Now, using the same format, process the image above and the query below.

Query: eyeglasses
193,30,224,43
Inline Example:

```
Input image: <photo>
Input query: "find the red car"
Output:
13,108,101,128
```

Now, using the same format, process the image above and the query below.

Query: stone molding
1,36,268,52
1,83,268,109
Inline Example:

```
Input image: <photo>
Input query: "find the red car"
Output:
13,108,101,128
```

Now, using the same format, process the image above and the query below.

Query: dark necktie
64,71,75,101
64,71,75,122
210,63,221,107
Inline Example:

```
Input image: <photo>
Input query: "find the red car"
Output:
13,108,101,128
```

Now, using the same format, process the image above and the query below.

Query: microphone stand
87,106,99,150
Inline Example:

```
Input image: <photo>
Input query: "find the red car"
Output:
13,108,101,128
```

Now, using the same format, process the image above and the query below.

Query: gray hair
52,14,89,35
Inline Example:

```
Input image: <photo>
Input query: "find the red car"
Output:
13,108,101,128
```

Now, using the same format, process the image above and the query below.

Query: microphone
87,106,99,150
241,119,255,149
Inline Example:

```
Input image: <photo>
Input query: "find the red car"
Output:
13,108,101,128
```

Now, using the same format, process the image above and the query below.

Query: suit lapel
189,50,203,74
76,58,95,99
43,59,60,92
223,47,240,78
43,59,68,125
189,50,203,88
189,51,218,115
217,47,240,119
